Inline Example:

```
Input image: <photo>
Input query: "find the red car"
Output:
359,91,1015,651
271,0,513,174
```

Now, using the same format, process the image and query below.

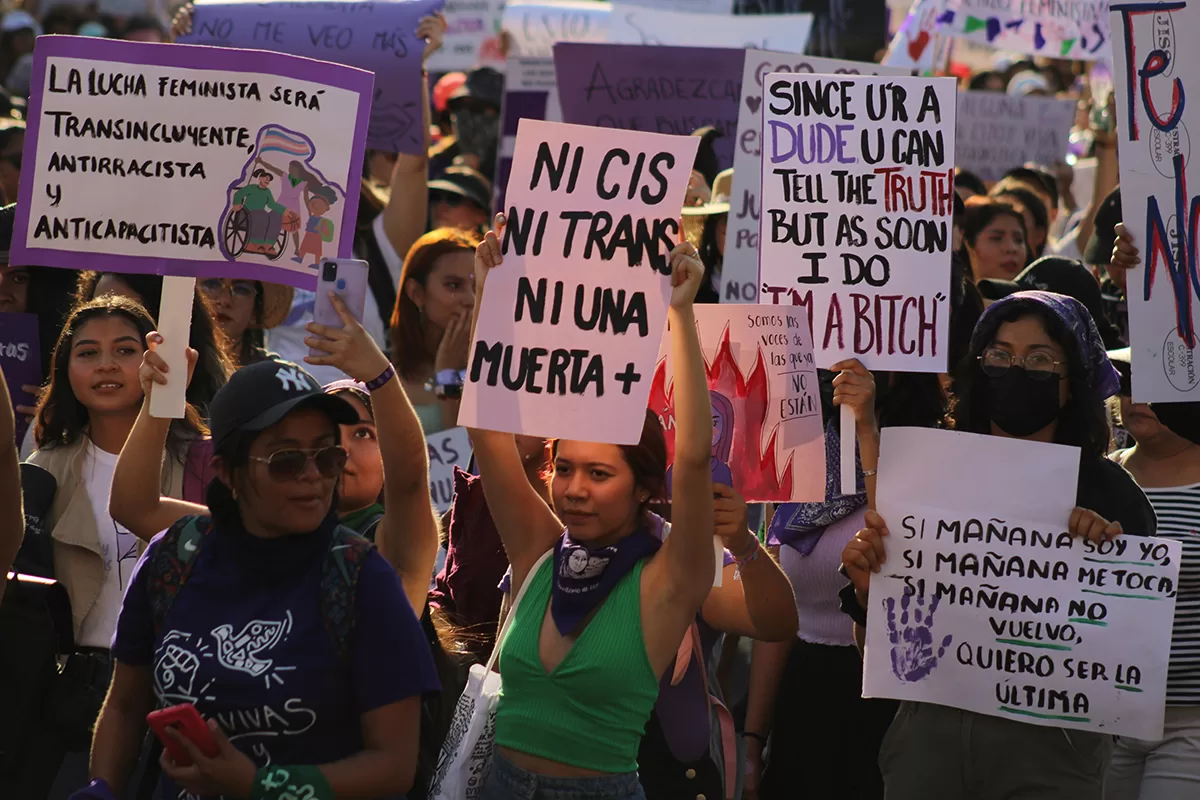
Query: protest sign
426,0,507,72
723,51,908,305
863,427,1178,740
937,0,1110,60
647,304,824,502
494,57,563,213
0,313,40,444
608,5,813,50
622,0,734,11
428,427,473,513
554,43,743,170
757,73,954,372
11,37,371,292
955,92,1075,182
883,0,949,71
502,0,611,57
1110,2,1200,402
179,0,434,155
458,119,698,444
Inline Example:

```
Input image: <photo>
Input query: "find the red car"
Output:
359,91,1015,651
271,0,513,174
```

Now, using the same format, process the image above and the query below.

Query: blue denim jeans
480,752,647,800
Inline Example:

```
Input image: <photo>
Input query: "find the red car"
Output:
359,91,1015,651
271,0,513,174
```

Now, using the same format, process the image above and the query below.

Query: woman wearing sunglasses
90,294,440,800
841,291,1157,800
196,277,294,368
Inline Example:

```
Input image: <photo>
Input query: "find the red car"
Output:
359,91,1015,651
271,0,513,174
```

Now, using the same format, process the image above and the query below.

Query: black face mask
986,367,1062,437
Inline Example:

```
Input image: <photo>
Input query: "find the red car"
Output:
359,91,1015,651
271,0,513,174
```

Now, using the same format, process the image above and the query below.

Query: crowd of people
0,2,1198,800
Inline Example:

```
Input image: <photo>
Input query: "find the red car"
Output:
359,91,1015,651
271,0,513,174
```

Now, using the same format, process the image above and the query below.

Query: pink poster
648,305,826,502
459,119,699,444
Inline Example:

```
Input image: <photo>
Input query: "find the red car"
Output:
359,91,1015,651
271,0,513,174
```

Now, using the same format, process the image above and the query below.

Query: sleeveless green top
494,555,659,773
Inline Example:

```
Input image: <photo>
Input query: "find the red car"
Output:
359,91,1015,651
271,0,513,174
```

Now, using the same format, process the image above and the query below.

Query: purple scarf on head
551,526,661,635
768,420,867,556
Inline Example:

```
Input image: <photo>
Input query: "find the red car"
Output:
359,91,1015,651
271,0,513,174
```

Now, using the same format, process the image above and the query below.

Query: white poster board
939,0,1110,61
502,0,612,57
427,427,473,514
620,0,734,11
863,427,1179,740
425,0,508,72
956,92,1076,182
758,73,956,371
723,50,908,304
608,5,813,50
1110,2,1200,402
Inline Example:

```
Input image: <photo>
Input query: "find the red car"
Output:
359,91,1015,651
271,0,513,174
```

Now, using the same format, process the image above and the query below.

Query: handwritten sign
864,427,1178,740
1110,1,1200,402
647,304,824,502
428,427,473,513
622,0,734,11
179,0,435,155
937,0,1111,60
722,50,908,305
883,0,948,71
494,56,563,214
608,5,813,50
955,92,1075,182
502,0,611,57
426,0,507,72
758,74,955,371
11,37,371,291
554,42,743,170
0,313,40,444
459,119,698,444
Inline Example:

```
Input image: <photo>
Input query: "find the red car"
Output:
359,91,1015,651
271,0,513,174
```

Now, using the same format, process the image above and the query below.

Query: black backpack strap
320,526,374,661
146,515,213,638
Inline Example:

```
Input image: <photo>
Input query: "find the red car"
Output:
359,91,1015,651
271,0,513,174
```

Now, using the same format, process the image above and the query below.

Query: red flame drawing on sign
648,325,793,501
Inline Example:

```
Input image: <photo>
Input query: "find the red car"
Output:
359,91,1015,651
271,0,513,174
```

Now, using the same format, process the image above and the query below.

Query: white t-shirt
76,441,140,649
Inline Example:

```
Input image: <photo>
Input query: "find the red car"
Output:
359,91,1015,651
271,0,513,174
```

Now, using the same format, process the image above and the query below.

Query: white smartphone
309,258,369,358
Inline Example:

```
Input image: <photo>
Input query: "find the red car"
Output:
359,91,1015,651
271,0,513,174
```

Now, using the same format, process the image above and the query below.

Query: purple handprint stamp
885,592,953,682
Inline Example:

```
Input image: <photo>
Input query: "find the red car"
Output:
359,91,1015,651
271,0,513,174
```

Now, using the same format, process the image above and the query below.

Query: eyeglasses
248,446,348,481
978,347,1067,381
199,278,258,300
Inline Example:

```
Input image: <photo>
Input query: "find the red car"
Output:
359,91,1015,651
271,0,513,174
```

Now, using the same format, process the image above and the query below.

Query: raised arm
111,337,208,539
305,293,439,613
466,216,561,589
0,365,21,601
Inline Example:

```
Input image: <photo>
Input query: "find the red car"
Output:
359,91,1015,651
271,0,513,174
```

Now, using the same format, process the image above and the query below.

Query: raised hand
139,333,198,398
885,591,952,682
668,239,704,309
474,213,506,291
303,293,391,383
1108,223,1138,296
169,2,194,39
417,13,448,64
830,358,876,432
1069,506,1122,544
841,509,889,600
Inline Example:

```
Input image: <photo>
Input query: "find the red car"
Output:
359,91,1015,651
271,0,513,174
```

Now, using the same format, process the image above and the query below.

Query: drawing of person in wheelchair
226,169,298,260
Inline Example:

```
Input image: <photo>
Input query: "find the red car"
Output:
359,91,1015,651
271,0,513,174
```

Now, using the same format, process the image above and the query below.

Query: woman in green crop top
467,214,720,799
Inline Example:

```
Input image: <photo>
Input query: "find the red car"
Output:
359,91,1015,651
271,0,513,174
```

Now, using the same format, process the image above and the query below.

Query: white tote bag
429,550,552,800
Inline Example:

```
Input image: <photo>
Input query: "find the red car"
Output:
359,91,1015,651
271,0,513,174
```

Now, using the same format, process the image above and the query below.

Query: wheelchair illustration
223,207,290,261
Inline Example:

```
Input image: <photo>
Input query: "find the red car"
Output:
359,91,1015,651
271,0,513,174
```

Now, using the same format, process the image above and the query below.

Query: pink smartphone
310,258,369,357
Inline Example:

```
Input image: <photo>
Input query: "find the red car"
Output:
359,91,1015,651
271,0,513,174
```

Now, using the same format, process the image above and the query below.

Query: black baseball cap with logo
209,359,357,450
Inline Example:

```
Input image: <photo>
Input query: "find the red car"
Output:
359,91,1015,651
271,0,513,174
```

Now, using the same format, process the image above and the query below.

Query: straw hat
253,282,295,330
682,168,732,246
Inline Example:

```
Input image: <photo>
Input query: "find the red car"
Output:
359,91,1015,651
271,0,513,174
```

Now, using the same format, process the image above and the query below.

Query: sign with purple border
180,0,441,155
553,42,743,171
12,36,372,291
0,313,40,444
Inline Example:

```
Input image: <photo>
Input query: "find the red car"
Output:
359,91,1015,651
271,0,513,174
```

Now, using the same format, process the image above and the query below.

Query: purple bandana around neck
768,420,867,557
551,527,661,635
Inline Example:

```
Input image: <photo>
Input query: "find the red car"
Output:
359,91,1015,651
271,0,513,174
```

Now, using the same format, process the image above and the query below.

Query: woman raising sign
469,215,716,800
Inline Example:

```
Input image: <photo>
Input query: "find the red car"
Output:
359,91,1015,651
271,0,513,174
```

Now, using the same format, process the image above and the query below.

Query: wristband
733,537,760,581
365,363,396,392
253,765,334,800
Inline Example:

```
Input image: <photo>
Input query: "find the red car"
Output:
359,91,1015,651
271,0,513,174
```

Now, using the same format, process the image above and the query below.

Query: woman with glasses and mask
196,278,294,368
90,294,441,800
841,291,1157,800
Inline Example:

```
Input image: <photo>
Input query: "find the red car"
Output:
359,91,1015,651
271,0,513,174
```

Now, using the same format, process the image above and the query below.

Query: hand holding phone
309,259,369,358
147,703,219,767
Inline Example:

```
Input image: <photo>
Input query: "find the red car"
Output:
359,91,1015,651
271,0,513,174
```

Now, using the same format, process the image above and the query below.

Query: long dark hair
390,228,480,381
24,265,79,379
33,296,206,457
698,213,725,296
947,298,1111,460
75,271,233,416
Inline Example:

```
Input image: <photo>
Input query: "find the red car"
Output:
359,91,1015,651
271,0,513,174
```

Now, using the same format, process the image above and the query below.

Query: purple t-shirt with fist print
112,525,439,800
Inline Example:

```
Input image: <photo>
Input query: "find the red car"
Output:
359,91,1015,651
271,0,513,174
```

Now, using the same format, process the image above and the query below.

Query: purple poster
553,43,743,170
181,0,442,155
0,313,41,444
12,36,372,291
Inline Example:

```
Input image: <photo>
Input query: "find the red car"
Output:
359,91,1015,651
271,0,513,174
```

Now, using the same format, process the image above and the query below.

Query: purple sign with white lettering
0,313,41,444
553,43,743,170
182,0,442,154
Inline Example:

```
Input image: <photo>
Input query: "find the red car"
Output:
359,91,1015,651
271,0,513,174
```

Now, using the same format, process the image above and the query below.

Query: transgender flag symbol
257,127,313,160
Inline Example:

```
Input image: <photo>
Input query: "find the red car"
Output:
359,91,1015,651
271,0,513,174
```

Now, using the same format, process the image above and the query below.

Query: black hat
0,202,13,264
428,166,492,211
448,66,503,110
976,255,1122,348
209,359,357,451
1083,186,1122,266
